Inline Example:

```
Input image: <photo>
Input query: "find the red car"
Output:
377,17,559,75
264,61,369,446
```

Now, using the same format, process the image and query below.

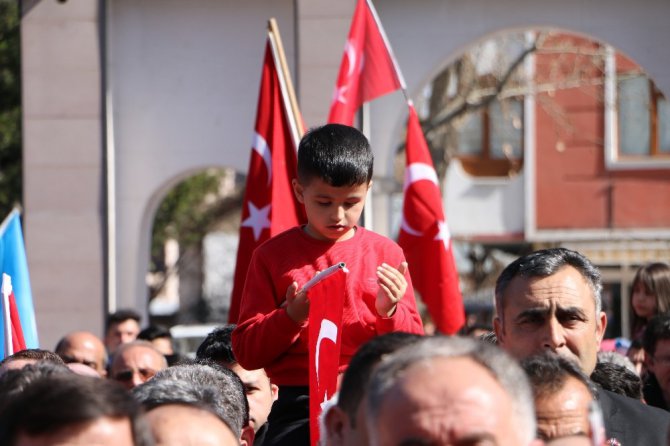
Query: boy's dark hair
297,124,373,187
337,332,422,426
521,352,596,398
105,308,141,330
195,325,236,365
591,360,643,400
643,314,670,357
137,325,172,342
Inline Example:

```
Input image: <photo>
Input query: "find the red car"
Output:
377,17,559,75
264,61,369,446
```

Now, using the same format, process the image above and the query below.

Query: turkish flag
2,273,27,356
327,0,402,125
229,40,306,323
308,267,347,446
397,106,465,335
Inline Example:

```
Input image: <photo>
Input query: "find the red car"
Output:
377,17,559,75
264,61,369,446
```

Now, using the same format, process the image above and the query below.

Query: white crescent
252,132,272,187
404,162,438,192
400,216,423,236
315,319,338,386
344,40,357,78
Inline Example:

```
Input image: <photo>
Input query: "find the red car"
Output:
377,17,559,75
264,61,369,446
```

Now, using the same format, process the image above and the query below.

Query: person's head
591,359,643,400
324,332,422,446
110,341,168,390
134,362,252,445
643,314,670,397
626,338,646,376
0,374,151,446
105,308,141,354
292,124,373,242
0,349,65,376
137,325,174,356
366,336,539,446
55,331,108,377
494,248,607,375
631,262,670,330
0,362,73,414
196,325,278,433
521,353,598,443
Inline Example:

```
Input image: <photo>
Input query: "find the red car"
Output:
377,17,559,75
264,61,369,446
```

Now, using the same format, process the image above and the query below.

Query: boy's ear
292,179,305,203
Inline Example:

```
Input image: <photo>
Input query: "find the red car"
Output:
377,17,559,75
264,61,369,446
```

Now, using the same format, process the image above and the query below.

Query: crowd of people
2,124,670,445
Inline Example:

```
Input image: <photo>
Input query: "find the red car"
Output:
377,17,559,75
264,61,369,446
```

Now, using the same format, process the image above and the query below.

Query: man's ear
596,311,608,344
240,424,255,446
493,316,504,347
323,405,348,446
270,382,279,402
292,179,305,203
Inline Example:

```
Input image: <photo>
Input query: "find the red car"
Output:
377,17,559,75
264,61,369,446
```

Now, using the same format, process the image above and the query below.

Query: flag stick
268,18,304,141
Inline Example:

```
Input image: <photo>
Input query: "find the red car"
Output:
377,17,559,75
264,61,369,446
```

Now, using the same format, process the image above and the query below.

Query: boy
232,124,424,445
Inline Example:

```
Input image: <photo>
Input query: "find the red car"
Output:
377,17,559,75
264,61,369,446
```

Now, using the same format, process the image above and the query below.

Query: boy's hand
285,281,309,323
375,262,408,317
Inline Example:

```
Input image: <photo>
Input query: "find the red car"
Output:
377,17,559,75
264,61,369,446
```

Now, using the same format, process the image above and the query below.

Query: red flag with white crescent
307,266,347,446
327,0,402,125
229,39,307,323
397,106,465,334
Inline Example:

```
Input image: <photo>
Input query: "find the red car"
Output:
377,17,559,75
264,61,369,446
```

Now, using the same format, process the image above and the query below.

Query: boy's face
292,177,369,242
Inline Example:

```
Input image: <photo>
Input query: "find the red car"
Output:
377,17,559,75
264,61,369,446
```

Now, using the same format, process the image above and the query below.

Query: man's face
15,416,134,446
110,345,166,390
105,319,140,353
648,339,670,398
146,404,239,446
229,363,278,432
368,357,527,446
58,333,107,376
495,266,607,375
534,376,593,442
292,177,369,242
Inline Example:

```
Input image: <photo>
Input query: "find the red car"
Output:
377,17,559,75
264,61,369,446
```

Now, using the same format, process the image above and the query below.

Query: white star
434,220,451,249
241,202,271,241
332,85,348,105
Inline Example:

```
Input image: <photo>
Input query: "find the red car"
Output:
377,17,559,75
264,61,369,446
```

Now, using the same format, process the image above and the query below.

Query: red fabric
8,290,26,354
397,106,465,334
308,268,347,446
232,226,424,386
327,0,401,125
229,40,306,323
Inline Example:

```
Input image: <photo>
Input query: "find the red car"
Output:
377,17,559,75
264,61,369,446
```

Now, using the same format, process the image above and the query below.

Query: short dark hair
297,124,373,187
0,362,73,414
590,360,642,400
521,352,596,399
0,374,151,446
337,332,422,426
106,308,141,330
195,325,236,365
495,248,603,318
643,314,670,357
137,325,172,342
0,348,65,370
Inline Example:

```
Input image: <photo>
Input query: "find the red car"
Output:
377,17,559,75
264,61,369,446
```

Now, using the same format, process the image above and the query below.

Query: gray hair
366,336,537,445
133,362,248,437
495,248,603,319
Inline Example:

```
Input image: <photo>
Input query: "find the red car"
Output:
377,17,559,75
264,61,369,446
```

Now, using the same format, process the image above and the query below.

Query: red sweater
232,226,424,386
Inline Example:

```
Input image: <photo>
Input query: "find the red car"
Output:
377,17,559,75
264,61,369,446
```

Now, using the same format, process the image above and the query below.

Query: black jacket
598,387,670,445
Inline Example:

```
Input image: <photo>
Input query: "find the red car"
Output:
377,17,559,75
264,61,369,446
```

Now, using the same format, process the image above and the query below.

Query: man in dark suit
493,247,670,445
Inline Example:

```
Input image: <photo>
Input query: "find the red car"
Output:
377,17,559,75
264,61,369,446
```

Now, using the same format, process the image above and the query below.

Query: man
104,308,141,354
642,314,670,410
110,340,168,390
134,362,253,445
0,349,64,376
197,325,277,444
522,353,603,444
55,330,108,376
322,332,421,446
365,336,541,446
0,374,151,446
494,247,670,445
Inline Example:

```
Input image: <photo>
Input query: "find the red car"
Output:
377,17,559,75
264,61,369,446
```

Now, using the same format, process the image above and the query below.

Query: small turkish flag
2,273,27,356
307,266,347,446
327,0,402,125
397,106,465,335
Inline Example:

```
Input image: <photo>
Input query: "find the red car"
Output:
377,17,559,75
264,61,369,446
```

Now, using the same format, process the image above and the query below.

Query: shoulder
600,389,670,434
357,227,402,250
255,227,303,254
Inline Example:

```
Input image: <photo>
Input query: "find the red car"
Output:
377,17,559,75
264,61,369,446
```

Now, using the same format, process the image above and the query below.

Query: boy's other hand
285,281,309,324
375,262,408,317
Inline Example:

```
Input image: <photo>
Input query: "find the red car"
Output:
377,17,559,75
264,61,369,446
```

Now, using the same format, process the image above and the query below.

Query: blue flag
0,209,38,358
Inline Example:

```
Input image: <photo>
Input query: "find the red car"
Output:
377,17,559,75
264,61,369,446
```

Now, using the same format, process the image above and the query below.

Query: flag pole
268,18,304,145
0,207,21,238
